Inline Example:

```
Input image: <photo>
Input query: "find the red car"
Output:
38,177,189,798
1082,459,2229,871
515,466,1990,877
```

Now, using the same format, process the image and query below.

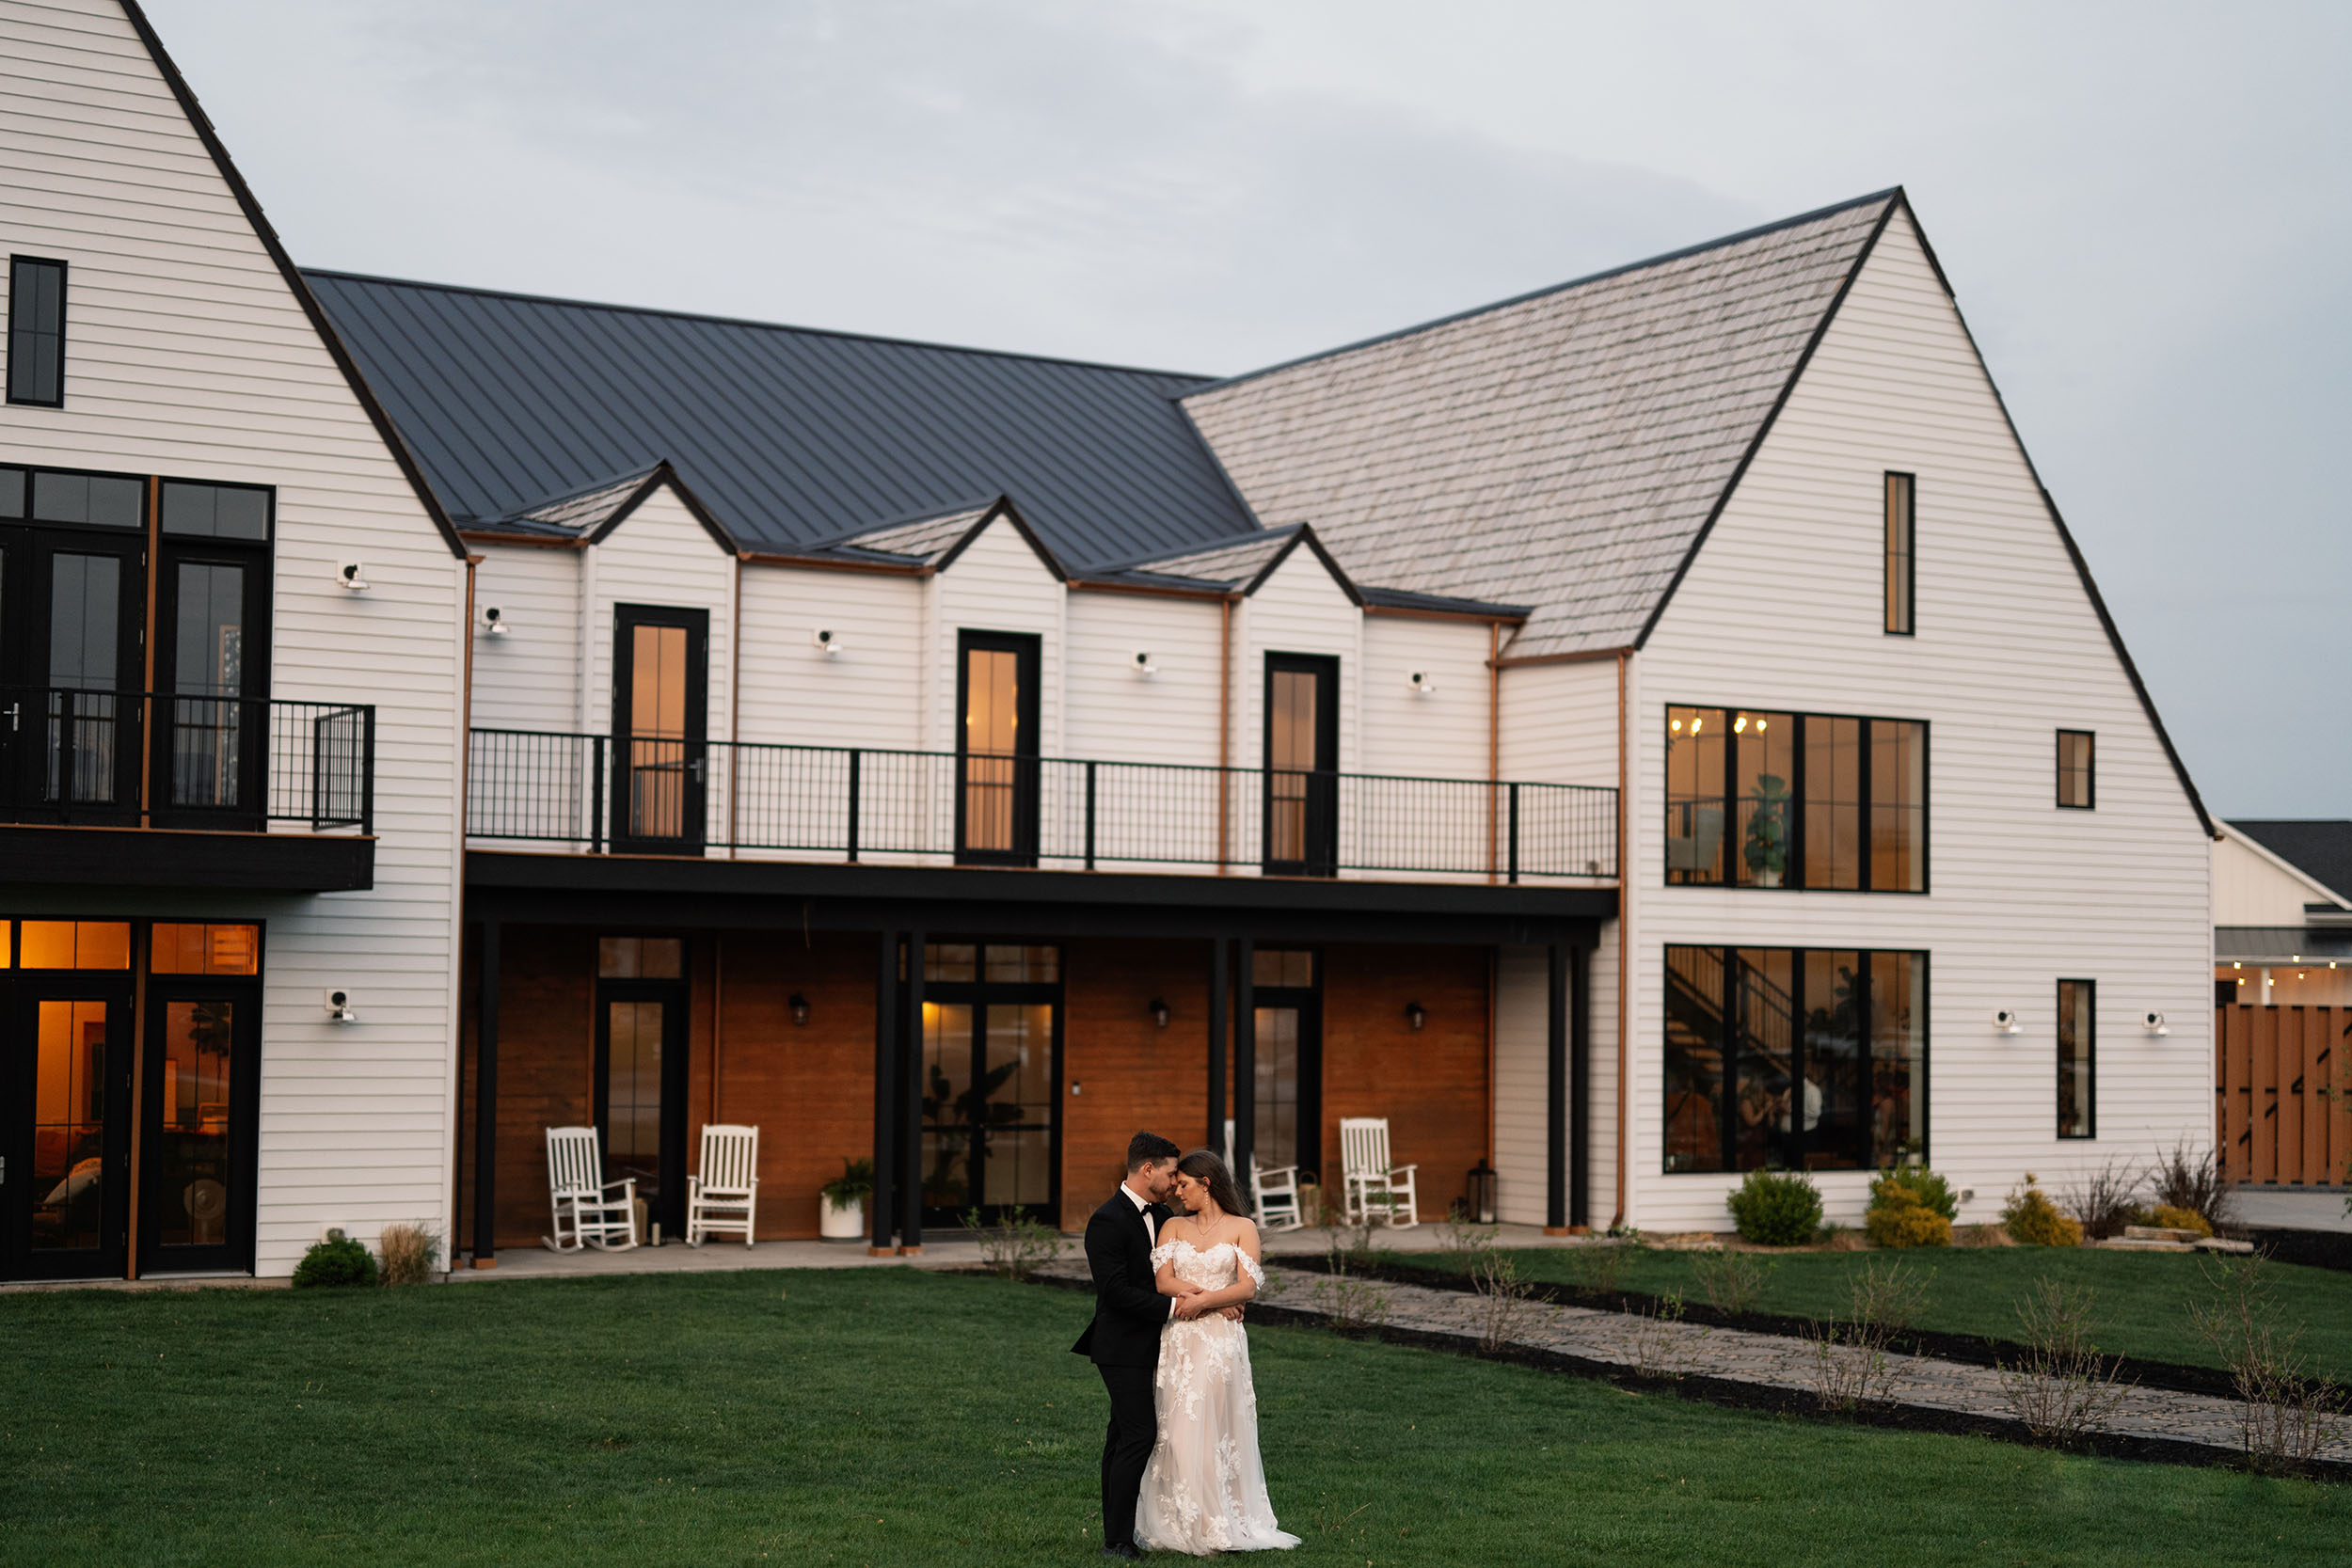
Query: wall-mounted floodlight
813,628,840,657
337,562,370,592
326,989,358,1024
1407,671,1436,696
2142,1010,2169,1037
1991,1008,2023,1035
481,605,509,637
1134,651,1157,677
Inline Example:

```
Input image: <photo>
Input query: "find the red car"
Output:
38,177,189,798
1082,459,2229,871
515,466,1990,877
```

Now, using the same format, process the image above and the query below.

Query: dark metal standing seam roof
300,271,1259,566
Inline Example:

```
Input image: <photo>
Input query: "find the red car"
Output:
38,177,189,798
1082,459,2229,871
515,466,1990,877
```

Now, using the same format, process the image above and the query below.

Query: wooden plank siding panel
1629,207,2212,1231
3,0,469,1274
2216,1007,2351,1188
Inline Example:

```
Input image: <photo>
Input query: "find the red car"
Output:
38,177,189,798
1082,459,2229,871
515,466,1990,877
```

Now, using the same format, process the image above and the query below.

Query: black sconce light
1404,1001,1427,1032
1149,998,1171,1029
1467,1159,1497,1224
788,992,811,1027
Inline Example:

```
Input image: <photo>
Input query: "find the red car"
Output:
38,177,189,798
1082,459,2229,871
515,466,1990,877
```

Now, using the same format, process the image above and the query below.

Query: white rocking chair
1252,1161,1304,1231
1339,1117,1420,1229
686,1123,760,1247
543,1125,639,1252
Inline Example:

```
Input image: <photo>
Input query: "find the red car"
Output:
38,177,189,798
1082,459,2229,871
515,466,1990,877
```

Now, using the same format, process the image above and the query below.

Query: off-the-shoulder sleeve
1149,1242,1181,1270
1237,1252,1265,1289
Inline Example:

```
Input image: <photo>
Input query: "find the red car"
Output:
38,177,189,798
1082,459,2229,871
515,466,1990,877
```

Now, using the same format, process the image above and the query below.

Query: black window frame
1661,942,1931,1175
1262,652,1341,878
7,256,69,408
2056,977,2095,1140
1883,470,1915,636
1663,705,1930,893
2056,729,2095,810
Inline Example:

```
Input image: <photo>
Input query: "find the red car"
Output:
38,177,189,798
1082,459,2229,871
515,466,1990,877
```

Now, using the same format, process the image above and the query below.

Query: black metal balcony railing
468,729,1616,881
0,686,373,832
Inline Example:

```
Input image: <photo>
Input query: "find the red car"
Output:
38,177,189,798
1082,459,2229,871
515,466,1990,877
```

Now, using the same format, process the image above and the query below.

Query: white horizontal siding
1493,925,1621,1227
1357,617,1492,782
1625,208,2211,1232
469,546,581,733
0,0,466,1275
2213,831,2338,927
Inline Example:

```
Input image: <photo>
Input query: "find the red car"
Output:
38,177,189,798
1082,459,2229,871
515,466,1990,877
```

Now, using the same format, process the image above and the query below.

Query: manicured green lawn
1401,1244,2352,1377
1,1267,2344,1565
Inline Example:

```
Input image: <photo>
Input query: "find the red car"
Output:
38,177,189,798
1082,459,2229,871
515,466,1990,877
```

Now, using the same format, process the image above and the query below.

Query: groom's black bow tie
1148,1202,1171,1222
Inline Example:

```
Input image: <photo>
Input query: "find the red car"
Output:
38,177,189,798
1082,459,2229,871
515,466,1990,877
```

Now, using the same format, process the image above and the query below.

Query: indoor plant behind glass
819,1158,874,1241
1742,774,1792,887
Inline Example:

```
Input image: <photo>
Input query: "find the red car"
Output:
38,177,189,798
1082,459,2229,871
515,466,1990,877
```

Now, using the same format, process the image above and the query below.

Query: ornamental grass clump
1725,1169,1822,1247
2148,1204,2214,1238
1865,1180,1952,1249
2001,1176,2083,1247
376,1223,441,1286
291,1236,377,1289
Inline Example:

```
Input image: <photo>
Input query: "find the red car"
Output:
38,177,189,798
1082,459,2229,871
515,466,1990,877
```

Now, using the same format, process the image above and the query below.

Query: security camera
326,989,358,1024
337,562,370,592
481,605,508,637
813,628,839,657
2142,1010,2169,1037
1991,1008,2022,1034
1133,651,1157,677
1408,671,1436,695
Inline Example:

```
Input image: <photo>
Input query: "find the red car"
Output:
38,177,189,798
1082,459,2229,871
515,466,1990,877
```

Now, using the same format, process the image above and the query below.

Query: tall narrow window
2057,979,2094,1139
1883,471,1915,635
8,257,68,406
2056,730,2095,809
955,630,1040,865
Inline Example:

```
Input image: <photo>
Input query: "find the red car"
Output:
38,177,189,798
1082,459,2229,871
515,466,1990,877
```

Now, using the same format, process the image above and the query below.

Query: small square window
2057,730,2094,809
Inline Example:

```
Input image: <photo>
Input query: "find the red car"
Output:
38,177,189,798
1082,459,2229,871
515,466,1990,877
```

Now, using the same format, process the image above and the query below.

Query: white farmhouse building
0,0,2213,1279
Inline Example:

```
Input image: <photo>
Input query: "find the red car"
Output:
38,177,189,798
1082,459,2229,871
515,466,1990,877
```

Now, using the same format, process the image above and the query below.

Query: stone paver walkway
1041,1259,2351,1467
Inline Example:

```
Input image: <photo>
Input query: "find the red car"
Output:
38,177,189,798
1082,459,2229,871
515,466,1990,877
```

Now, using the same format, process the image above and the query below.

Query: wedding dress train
1133,1239,1300,1556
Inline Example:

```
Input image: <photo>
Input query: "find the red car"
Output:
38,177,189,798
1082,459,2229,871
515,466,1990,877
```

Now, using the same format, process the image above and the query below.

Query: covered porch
458,853,1610,1266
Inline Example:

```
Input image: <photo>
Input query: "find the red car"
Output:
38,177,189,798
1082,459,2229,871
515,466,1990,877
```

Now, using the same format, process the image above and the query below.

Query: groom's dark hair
1125,1132,1183,1172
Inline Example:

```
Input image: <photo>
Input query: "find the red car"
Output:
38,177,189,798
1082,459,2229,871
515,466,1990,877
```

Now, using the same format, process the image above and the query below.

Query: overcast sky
145,0,2350,818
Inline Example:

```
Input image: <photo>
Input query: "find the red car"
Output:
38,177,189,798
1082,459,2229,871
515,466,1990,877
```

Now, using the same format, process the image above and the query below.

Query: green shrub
2000,1176,2082,1247
292,1236,378,1289
1865,1181,1953,1248
1869,1166,1957,1221
1725,1169,1822,1246
821,1158,875,1207
2148,1203,2213,1237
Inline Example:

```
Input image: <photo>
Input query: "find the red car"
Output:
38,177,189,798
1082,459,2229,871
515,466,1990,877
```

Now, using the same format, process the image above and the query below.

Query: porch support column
1544,940,1569,1235
472,920,500,1267
1232,939,1255,1197
900,927,926,1255
1569,942,1592,1231
1206,938,1228,1160
870,929,898,1255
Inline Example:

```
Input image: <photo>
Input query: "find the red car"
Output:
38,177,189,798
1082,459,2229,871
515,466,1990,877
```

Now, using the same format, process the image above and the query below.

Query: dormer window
8,257,68,407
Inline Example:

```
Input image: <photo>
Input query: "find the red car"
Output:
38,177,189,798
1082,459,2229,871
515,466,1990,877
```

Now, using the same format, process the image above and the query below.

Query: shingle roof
1180,191,1900,658
2230,821,2352,906
836,500,999,564
300,271,1257,567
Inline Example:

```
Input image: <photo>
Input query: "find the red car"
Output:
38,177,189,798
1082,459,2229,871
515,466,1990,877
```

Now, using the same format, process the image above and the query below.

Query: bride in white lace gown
1135,1150,1300,1557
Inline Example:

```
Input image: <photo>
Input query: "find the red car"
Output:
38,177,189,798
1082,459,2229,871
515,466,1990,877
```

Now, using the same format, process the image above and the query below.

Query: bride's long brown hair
1177,1149,1250,1219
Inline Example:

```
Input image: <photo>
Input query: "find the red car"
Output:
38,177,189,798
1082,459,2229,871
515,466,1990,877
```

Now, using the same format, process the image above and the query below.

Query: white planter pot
819,1194,866,1241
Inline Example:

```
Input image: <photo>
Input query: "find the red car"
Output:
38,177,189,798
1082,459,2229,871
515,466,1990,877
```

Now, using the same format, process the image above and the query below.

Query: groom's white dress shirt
1121,1180,1174,1321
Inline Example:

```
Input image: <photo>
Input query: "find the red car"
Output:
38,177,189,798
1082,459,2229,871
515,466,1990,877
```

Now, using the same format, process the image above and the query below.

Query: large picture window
1666,706,1927,891
1663,944,1926,1173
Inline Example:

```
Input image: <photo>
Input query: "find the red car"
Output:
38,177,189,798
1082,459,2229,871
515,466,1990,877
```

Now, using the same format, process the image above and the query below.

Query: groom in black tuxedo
1073,1131,1185,1560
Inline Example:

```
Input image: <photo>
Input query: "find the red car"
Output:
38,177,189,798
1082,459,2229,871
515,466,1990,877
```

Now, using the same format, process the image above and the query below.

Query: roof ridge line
298,267,1220,384
1183,187,1905,399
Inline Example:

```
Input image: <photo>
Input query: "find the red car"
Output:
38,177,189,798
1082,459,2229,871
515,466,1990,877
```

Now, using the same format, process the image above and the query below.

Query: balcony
466,730,1616,885
0,687,375,891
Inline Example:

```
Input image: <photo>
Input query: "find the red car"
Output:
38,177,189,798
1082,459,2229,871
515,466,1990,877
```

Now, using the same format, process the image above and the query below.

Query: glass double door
920,999,1058,1224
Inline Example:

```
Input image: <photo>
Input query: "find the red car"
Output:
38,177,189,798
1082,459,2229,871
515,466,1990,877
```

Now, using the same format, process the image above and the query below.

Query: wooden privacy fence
2217,1006,2351,1185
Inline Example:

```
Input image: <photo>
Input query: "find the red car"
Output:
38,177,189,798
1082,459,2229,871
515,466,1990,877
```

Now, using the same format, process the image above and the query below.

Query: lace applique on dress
1134,1238,1299,1556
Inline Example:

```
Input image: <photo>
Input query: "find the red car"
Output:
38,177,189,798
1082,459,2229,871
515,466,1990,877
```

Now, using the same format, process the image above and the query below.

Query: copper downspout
1612,647,1630,1231
1216,595,1232,873
139,476,159,826
727,555,743,859
459,555,480,1252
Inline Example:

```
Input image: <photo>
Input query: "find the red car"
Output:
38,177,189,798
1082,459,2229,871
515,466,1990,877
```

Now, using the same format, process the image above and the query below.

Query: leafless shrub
961,1208,1065,1281
1434,1219,1500,1262
1467,1247,1541,1353
1805,1259,1930,1410
1691,1248,1772,1314
2150,1138,2235,1232
1328,1209,1384,1271
1629,1290,1704,1380
2188,1254,2347,1471
376,1224,441,1287
1954,1223,2014,1248
1995,1277,2135,1445
1565,1241,1629,1295
2061,1155,2146,1241
1311,1248,1391,1333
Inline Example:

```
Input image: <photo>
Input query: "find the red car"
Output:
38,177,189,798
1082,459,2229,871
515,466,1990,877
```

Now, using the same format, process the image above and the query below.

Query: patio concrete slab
2233,1187,2352,1233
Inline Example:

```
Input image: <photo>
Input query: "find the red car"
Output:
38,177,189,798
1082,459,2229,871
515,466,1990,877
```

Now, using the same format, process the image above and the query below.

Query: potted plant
819,1158,873,1241
1742,773,1792,887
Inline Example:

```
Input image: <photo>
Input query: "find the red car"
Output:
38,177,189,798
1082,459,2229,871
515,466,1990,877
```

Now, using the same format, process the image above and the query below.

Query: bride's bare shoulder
1225,1216,1260,1246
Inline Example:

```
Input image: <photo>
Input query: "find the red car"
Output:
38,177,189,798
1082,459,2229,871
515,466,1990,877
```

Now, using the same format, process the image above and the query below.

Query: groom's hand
1218,1305,1245,1322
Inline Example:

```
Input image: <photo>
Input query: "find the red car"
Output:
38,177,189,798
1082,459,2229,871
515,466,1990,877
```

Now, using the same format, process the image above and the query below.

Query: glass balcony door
609,606,708,854
0,527,145,824
151,549,269,830
1263,655,1338,877
955,631,1040,866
